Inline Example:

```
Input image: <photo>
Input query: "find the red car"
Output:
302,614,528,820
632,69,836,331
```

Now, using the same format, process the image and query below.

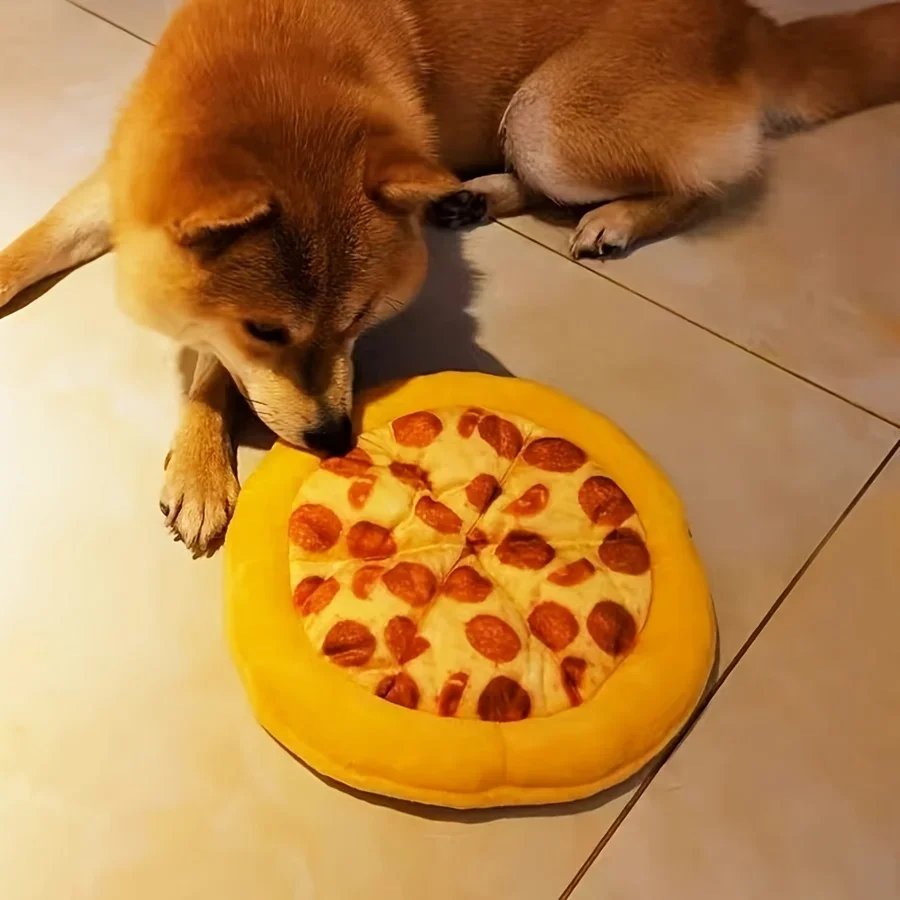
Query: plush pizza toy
226,373,715,808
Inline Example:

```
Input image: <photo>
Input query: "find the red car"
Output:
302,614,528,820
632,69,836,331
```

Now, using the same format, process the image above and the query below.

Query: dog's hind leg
439,0,768,257
0,165,110,308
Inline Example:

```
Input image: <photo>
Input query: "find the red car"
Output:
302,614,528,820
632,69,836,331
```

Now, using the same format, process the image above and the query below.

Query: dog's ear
160,149,278,254
365,130,459,212
169,187,277,251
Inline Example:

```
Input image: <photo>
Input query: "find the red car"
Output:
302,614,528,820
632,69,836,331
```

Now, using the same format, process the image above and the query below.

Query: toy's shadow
283,631,720,823
354,227,510,386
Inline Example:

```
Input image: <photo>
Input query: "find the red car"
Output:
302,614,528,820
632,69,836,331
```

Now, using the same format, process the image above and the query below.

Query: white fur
501,90,632,206
675,117,763,194
0,168,110,307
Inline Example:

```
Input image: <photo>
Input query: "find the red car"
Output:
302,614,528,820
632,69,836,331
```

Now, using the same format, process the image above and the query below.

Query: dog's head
115,119,457,454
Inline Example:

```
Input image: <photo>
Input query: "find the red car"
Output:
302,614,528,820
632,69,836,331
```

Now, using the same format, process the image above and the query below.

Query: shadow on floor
287,617,722,823
354,227,510,387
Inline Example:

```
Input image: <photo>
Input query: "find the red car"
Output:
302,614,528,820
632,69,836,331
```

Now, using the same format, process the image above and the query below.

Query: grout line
494,220,899,431
63,0,155,46
558,436,900,900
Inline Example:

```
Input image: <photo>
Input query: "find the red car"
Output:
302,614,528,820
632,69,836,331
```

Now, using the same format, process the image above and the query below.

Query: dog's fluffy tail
752,2,900,129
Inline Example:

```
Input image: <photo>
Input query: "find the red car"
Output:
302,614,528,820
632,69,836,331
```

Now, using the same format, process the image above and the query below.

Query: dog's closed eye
244,321,290,345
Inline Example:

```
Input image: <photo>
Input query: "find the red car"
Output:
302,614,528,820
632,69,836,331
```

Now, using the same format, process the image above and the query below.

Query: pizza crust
226,373,716,808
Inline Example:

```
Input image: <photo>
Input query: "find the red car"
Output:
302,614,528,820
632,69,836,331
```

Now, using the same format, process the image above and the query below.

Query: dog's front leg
161,352,240,556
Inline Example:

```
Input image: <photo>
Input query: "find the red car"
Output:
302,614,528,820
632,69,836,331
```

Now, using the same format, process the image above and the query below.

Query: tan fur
1,0,899,551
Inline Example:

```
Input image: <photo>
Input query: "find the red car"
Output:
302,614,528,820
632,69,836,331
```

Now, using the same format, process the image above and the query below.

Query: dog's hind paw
569,207,631,260
160,430,239,557
428,189,488,229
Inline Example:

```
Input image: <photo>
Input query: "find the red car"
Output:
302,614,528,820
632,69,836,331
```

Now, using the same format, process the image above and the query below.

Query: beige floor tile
1,4,897,900
0,0,148,242
4,216,894,900
571,448,900,900
366,225,897,670
506,98,900,425
70,0,176,44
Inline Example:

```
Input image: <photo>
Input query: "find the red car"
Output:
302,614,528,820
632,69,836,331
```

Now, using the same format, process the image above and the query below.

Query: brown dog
1,0,898,553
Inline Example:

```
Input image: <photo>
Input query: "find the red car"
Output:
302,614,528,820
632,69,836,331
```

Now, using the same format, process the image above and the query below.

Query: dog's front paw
160,432,239,557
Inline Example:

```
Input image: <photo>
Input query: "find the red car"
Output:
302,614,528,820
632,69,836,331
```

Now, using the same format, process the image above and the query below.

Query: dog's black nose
304,415,354,458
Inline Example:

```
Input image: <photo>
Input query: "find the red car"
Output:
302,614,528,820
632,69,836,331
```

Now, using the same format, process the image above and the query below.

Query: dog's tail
752,3,900,129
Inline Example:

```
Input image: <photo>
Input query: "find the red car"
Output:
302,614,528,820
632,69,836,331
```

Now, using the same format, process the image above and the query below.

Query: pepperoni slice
442,566,493,603
561,657,588,706
322,620,376,667
389,461,431,492
587,601,637,655
415,496,463,534
457,408,484,438
579,476,636,527
292,575,322,612
465,615,521,663
320,449,373,478
466,529,489,553
548,558,596,587
465,474,500,512
527,601,579,651
348,476,376,510
346,521,397,559
384,615,431,664
293,576,339,616
504,483,549,517
478,415,523,459
392,411,443,447
289,504,342,553
438,672,469,716
375,672,420,709
351,564,384,599
522,437,586,473
496,530,555,570
477,676,531,722
382,561,437,607
598,528,650,575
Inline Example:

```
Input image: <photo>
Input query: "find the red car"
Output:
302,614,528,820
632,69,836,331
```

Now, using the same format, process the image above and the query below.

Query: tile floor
0,1,897,898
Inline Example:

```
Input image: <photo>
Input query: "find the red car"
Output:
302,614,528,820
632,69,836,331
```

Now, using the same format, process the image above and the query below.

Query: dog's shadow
354,227,510,387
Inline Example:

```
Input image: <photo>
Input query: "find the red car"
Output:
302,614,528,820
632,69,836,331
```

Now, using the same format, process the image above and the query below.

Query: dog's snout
304,414,354,457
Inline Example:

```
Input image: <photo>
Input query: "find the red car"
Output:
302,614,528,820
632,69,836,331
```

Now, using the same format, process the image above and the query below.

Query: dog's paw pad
428,190,488,229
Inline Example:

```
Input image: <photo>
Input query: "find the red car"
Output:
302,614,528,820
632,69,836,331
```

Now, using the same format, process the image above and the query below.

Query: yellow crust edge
225,372,716,808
